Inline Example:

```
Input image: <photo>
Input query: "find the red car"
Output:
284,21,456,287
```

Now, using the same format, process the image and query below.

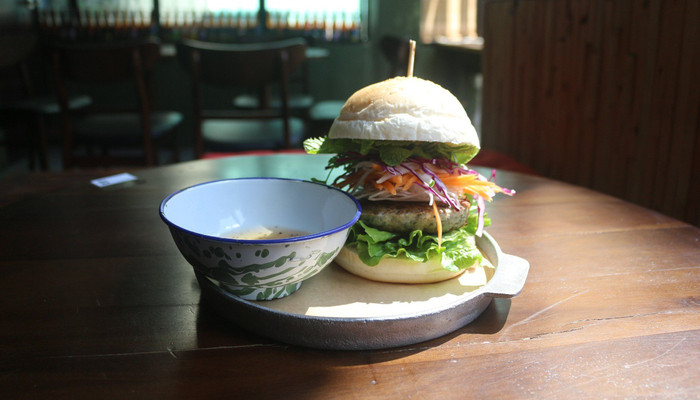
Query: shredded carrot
438,173,505,201
401,175,418,191
342,164,507,210
382,181,397,195
431,201,443,249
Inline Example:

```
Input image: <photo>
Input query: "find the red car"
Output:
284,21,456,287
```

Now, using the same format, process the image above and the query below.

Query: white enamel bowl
160,178,361,300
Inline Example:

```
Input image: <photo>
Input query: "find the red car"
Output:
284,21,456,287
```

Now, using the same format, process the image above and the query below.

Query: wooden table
1,154,698,398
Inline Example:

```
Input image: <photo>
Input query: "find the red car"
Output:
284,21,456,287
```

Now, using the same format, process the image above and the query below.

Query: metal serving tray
196,232,529,350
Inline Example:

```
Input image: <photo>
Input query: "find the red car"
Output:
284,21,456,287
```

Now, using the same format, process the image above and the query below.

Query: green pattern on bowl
168,219,346,300
161,178,361,301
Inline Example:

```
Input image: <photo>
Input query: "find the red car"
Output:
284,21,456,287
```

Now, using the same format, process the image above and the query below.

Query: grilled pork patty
359,200,471,234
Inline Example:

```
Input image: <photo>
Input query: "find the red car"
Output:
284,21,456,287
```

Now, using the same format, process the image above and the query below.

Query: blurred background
1,0,697,226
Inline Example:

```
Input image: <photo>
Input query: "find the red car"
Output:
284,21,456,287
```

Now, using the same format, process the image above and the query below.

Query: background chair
230,40,314,120
380,35,412,77
49,39,182,169
177,38,308,158
0,31,91,170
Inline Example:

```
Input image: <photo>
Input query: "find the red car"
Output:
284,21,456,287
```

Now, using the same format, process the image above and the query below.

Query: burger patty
359,200,471,234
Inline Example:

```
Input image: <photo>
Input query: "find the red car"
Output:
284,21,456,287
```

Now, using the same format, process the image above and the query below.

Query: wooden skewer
407,39,416,77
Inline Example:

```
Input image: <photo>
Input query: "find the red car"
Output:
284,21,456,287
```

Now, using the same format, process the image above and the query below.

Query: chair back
178,38,306,87
51,40,161,84
49,40,164,167
177,38,307,155
380,35,411,77
0,31,39,99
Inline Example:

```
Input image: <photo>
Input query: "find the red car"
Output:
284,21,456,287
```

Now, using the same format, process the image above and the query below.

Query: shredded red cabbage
419,163,461,209
331,155,515,237
475,196,486,236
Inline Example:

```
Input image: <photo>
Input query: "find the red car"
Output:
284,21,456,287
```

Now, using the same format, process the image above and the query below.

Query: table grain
1,154,698,399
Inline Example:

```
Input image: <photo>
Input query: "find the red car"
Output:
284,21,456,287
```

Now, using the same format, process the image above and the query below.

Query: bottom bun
334,246,470,284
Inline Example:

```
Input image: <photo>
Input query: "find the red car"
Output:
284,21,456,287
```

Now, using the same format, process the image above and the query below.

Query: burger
304,76,514,284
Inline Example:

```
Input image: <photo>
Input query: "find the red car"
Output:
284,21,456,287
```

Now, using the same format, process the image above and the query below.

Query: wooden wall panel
482,0,700,226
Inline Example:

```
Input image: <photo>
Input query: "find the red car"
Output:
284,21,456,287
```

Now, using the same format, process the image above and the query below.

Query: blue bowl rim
159,177,362,244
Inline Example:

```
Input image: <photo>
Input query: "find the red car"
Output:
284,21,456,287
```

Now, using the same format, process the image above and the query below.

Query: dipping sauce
227,226,310,240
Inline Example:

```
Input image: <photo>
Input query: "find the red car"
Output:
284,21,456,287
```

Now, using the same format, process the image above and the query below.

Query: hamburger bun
334,246,469,284
314,76,502,285
328,76,480,148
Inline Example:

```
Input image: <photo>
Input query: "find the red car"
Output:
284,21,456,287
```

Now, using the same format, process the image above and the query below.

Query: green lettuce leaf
303,137,480,166
379,146,413,166
346,206,491,271
303,137,326,154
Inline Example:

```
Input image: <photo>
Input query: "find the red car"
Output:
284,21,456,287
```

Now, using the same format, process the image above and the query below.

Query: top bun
328,76,479,148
